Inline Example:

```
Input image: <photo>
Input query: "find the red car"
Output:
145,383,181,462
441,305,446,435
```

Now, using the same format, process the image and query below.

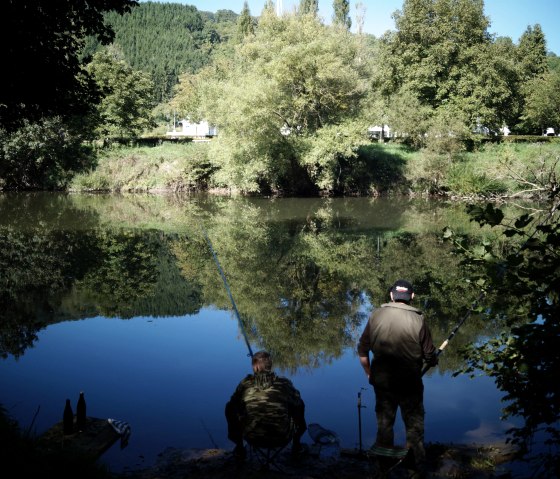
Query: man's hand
359,355,371,379
426,353,439,367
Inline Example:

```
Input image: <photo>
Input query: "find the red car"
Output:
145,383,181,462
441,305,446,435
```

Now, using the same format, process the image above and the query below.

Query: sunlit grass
70,140,560,198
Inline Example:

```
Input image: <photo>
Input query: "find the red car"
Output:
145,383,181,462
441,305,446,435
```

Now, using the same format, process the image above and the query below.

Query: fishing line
200,419,219,449
200,224,254,358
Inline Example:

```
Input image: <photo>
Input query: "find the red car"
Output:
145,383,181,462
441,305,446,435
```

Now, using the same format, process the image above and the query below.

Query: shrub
0,117,95,190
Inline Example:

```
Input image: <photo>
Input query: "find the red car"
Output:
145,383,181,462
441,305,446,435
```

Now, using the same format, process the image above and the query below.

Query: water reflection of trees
1,197,510,376
170,200,502,373
0,227,202,358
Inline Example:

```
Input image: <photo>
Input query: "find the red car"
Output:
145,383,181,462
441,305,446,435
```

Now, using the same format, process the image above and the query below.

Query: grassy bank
70,140,560,199
70,142,217,194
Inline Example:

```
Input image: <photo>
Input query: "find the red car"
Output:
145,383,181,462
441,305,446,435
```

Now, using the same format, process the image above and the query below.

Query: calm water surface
0,193,516,473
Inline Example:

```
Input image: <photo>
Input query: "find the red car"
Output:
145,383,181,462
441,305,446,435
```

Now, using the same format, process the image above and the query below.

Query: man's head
390,279,414,304
252,350,273,373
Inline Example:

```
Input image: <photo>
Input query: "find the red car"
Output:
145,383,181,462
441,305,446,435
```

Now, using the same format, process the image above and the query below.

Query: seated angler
225,350,307,461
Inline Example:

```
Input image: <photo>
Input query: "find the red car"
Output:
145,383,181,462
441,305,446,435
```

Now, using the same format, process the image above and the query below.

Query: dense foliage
375,0,517,141
446,183,560,474
0,117,96,190
86,47,156,139
0,0,138,133
176,7,374,195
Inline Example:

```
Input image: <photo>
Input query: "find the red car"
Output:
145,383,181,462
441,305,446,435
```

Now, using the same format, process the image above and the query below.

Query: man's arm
280,379,307,433
359,355,371,379
357,321,372,379
419,320,439,366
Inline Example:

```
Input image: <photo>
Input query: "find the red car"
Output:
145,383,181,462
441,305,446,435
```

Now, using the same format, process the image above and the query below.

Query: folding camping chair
245,434,292,473
368,444,410,478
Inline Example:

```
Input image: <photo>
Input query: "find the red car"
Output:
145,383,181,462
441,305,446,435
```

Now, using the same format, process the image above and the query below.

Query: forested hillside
83,2,239,103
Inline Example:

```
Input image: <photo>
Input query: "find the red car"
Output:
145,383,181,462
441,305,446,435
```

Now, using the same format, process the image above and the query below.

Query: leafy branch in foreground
443,186,560,475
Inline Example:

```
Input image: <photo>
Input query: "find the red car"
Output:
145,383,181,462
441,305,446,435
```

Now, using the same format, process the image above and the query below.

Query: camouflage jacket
228,371,304,444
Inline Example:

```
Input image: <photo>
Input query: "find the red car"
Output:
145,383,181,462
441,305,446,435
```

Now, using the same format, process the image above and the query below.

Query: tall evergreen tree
517,24,548,81
99,2,221,103
237,1,255,39
299,0,319,16
333,0,351,30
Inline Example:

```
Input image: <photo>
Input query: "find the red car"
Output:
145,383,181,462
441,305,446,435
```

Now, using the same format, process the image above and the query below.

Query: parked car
545,127,555,136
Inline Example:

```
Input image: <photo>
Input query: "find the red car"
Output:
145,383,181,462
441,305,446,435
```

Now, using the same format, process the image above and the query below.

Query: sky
167,0,560,55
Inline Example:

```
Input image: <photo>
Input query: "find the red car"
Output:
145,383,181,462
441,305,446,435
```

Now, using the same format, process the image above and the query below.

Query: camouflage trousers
372,382,426,470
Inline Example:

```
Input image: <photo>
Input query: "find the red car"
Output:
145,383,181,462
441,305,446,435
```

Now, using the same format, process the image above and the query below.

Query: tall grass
70,142,215,193
70,140,560,198
403,141,560,197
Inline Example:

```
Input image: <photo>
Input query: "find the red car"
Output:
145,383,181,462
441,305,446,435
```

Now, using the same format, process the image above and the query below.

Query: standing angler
357,280,438,478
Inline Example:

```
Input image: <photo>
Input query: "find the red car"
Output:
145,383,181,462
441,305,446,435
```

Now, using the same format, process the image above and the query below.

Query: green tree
236,1,255,40
517,24,548,81
385,86,433,147
0,117,95,190
86,47,156,139
194,11,372,195
332,0,351,30
521,71,560,134
299,0,319,16
376,0,520,134
0,0,138,132
386,0,490,102
451,40,521,133
170,73,204,123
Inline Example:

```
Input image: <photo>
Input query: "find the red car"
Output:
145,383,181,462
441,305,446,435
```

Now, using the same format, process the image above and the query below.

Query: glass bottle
76,391,87,431
63,398,74,435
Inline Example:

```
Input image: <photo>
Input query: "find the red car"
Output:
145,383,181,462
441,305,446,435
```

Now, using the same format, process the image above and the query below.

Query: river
0,192,519,473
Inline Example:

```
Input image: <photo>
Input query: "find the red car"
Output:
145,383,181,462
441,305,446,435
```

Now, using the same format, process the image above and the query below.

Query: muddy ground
118,441,520,479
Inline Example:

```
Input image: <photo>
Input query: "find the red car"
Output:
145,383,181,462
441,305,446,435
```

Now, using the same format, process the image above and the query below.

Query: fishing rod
201,225,254,359
421,289,486,376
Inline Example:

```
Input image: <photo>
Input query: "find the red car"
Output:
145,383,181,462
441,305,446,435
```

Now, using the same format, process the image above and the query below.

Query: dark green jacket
357,302,437,385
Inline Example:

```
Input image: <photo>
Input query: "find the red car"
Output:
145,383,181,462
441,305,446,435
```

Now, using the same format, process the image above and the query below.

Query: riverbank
69,141,560,200
119,441,519,479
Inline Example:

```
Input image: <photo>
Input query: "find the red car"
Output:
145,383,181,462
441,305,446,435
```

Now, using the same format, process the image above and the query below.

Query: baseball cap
390,279,414,301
